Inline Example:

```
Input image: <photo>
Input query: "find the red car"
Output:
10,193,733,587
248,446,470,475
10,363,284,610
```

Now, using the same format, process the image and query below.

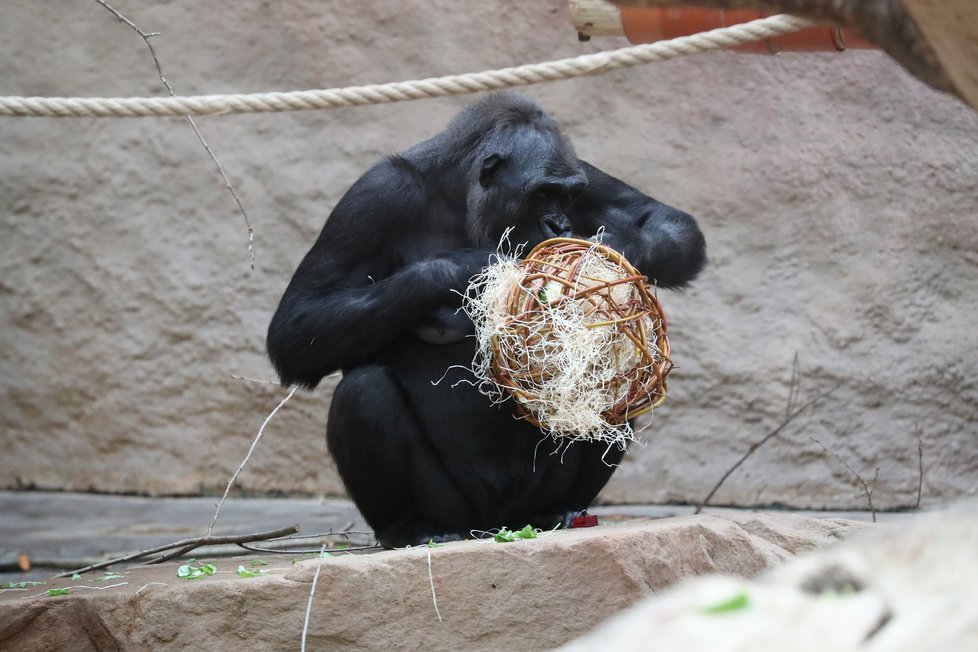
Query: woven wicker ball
486,237,672,438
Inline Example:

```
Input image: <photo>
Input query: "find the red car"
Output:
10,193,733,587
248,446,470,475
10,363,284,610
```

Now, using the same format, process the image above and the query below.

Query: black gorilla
268,93,706,547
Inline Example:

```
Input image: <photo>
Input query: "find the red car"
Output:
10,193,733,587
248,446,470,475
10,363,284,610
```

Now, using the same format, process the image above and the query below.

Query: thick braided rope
0,15,812,118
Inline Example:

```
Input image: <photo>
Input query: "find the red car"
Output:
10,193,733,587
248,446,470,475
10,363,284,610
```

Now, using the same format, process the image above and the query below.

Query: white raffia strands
462,239,669,449
0,15,812,118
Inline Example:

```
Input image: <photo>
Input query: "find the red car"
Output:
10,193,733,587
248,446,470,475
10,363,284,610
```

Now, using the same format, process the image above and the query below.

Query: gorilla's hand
413,249,491,344
412,304,474,345
433,248,494,292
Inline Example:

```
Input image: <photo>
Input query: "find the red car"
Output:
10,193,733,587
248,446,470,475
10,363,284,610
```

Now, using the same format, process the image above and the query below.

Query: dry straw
464,237,672,448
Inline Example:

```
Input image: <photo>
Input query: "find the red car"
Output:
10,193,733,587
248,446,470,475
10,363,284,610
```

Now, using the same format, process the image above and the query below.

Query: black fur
267,93,706,547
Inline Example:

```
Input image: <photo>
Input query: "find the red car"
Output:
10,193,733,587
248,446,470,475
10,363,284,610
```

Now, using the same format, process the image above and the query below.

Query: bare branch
810,436,879,522
58,524,299,577
129,543,197,569
277,529,375,540
785,352,800,419
93,0,256,269
695,382,841,514
237,543,381,555
914,423,924,510
63,380,300,571
234,524,380,552
207,385,299,536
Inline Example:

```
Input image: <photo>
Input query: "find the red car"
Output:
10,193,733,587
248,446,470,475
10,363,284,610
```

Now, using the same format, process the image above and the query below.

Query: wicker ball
483,237,672,440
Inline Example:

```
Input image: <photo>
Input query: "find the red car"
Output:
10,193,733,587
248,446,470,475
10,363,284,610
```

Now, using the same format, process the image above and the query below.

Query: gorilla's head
468,119,588,249
430,92,587,250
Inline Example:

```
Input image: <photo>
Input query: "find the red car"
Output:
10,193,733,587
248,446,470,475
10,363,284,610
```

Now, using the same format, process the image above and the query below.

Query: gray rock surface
0,492,369,580
0,491,901,583
1,1,976,505
0,513,866,651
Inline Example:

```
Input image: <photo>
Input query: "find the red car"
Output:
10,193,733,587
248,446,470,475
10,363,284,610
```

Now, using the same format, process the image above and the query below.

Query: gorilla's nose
542,214,574,239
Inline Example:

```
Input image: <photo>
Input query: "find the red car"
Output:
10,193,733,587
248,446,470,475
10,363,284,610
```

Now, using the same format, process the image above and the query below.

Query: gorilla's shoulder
385,153,423,178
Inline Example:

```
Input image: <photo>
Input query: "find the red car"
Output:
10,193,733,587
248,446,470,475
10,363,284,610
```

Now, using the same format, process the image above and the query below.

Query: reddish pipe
619,7,876,53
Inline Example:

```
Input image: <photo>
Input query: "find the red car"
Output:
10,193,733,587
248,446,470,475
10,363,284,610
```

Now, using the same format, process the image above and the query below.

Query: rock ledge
0,512,864,651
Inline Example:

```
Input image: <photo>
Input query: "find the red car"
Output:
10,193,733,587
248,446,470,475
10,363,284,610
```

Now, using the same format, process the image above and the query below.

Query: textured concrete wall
1,0,975,507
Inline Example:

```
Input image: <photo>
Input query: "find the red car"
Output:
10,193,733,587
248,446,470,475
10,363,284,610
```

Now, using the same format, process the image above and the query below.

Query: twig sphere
464,237,672,446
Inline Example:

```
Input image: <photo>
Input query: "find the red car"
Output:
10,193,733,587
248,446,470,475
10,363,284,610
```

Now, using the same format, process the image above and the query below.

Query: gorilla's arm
266,159,480,388
573,161,707,289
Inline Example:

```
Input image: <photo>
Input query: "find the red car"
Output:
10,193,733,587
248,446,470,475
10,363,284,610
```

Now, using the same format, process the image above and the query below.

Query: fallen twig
61,383,301,578
249,528,374,541
237,543,380,555
236,523,378,554
58,524,299,577
695,382,842,514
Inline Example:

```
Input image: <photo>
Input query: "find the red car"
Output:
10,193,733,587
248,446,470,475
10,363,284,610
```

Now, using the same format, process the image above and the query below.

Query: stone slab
0,511,867,651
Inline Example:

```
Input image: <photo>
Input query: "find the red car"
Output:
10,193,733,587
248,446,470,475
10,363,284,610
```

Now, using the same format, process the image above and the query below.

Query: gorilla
267,92,706,548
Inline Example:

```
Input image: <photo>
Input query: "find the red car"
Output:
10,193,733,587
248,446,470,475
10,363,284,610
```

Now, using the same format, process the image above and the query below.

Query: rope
0,15,813,118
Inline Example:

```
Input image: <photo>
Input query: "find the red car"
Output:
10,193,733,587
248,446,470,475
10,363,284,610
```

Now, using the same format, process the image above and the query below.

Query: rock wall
1,0,976,506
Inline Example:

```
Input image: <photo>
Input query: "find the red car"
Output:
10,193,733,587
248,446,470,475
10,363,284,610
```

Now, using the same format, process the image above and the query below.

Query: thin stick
301,545,327,652
228,373,281,386
785,352,800,419
58,525,299,577
695,383,841,514
234,525,378,554
135,582,168,595
810,437,879,523
207,385,298,536
237,543,380,555
427,548,443,622
256,528,374,540
914,424,924,510
131,543,196,568
93,0,255,269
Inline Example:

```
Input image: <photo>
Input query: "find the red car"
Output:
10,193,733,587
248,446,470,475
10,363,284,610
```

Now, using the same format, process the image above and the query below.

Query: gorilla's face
466,123,587,250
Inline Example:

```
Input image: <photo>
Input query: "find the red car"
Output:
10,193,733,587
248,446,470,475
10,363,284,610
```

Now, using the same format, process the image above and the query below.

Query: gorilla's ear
479,154,505,188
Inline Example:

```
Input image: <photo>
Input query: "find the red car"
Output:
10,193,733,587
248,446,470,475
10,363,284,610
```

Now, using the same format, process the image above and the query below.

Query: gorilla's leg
327,365,473,548
526,438,625,530
563,439,626,510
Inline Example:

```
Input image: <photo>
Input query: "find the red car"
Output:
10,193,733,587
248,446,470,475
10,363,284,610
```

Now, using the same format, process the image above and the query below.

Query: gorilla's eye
536,185,560,200
536,183,582,204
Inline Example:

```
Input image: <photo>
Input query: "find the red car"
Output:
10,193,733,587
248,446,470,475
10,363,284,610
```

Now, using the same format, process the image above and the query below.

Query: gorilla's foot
376,524,465,549
556,509,599,529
